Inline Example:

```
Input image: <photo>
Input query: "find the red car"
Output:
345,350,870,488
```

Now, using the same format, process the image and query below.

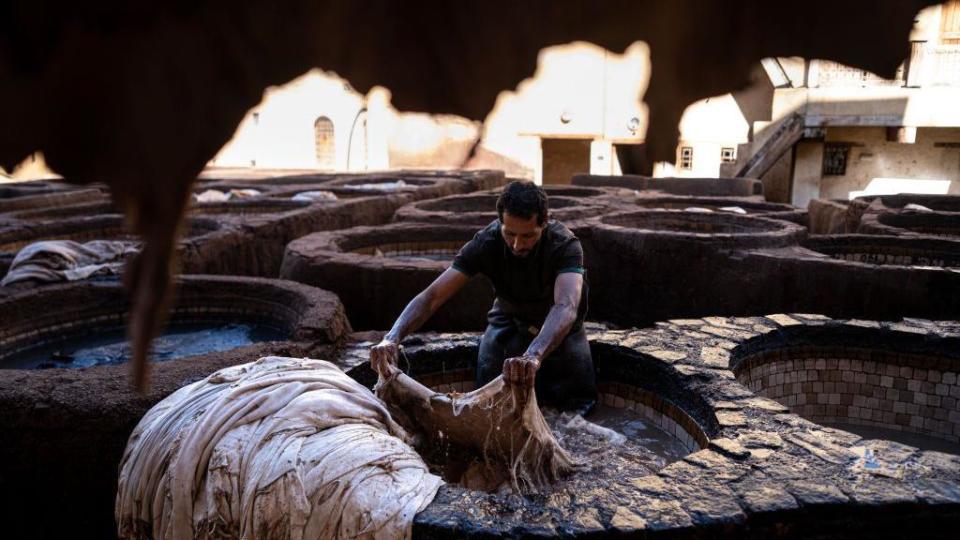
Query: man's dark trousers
475,311,597,411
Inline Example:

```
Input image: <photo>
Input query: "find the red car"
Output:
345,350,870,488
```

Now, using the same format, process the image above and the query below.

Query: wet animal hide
375,362,580,492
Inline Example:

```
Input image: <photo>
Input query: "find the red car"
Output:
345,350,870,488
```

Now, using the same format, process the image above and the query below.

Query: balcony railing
810,41,960,88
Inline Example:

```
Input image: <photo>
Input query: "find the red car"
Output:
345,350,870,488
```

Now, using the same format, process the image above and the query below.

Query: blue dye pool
3,323,286,369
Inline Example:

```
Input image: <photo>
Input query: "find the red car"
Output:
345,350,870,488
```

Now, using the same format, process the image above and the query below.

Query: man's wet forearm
385,292,434,342
525,302,577,362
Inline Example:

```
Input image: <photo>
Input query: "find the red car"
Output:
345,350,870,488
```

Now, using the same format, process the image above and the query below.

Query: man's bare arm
385,267,470,341
503,272,582,384
526,272,582,361
371,268,470,374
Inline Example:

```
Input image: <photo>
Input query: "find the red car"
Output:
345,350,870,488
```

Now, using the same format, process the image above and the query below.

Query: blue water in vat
4,323,286,369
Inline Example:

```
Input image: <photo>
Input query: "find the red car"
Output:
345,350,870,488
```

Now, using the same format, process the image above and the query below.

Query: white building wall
210,69,379,171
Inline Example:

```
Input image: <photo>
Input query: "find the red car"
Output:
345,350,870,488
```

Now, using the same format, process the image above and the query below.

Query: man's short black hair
496,180,549,225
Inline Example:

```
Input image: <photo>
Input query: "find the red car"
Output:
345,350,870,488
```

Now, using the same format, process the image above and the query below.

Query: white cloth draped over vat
1,240,138,286
116,356,442,540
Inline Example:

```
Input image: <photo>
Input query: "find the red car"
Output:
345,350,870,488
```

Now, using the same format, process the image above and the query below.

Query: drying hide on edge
375,361,581,492
1,239,139,287
116,356,442,540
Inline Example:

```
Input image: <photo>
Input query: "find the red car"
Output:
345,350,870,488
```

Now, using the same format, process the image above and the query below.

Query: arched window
314,116,335,168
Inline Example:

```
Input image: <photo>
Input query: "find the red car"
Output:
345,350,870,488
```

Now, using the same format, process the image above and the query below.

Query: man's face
500,211,545,257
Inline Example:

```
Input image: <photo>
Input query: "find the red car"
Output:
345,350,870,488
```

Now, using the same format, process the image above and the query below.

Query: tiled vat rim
336,317,960,535
803,235,960,268
589,209,807,251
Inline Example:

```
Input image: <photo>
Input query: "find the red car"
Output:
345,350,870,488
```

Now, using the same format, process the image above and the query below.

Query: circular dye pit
351,240,463,262
864,193,960,213
732,325,960,453
0,188,106,216
596,209,805,250
803,234,960,268
418,374,702,492
6,200,118,221
634,195,802,220
604,209,788,234
0,276,345,371
190,198,312,216
0,215,232,280
281,223,494,331
861,211,960,238
339,333,713,536
393,191,611,226
0,275,350,538
572,173,764,197
587,210,805,326
319,175,467,200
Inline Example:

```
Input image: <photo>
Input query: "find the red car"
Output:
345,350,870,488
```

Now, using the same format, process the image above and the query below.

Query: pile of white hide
116,356,442,540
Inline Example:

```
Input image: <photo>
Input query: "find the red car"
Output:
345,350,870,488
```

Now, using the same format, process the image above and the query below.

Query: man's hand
370,338,400,377
503,355,540,386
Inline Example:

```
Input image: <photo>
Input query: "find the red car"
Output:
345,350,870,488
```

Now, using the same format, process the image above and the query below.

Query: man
370,181,597,412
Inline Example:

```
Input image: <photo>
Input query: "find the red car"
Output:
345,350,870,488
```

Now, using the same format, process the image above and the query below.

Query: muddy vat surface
584,210,805,326
860,210,960,238
188,192,416,277
633,195,803,221
573,173,764,197
393,191,613,226
281,222,494,331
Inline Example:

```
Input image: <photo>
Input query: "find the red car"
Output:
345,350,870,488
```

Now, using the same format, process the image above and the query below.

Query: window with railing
679,146,693,170
811,40,960,89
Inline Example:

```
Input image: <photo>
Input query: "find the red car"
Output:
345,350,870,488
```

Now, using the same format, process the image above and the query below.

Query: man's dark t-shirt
451,219,588,329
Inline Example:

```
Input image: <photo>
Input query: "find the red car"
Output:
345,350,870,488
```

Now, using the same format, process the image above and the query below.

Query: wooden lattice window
942,1,960,44
314,116,335,167
822,143,850,176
